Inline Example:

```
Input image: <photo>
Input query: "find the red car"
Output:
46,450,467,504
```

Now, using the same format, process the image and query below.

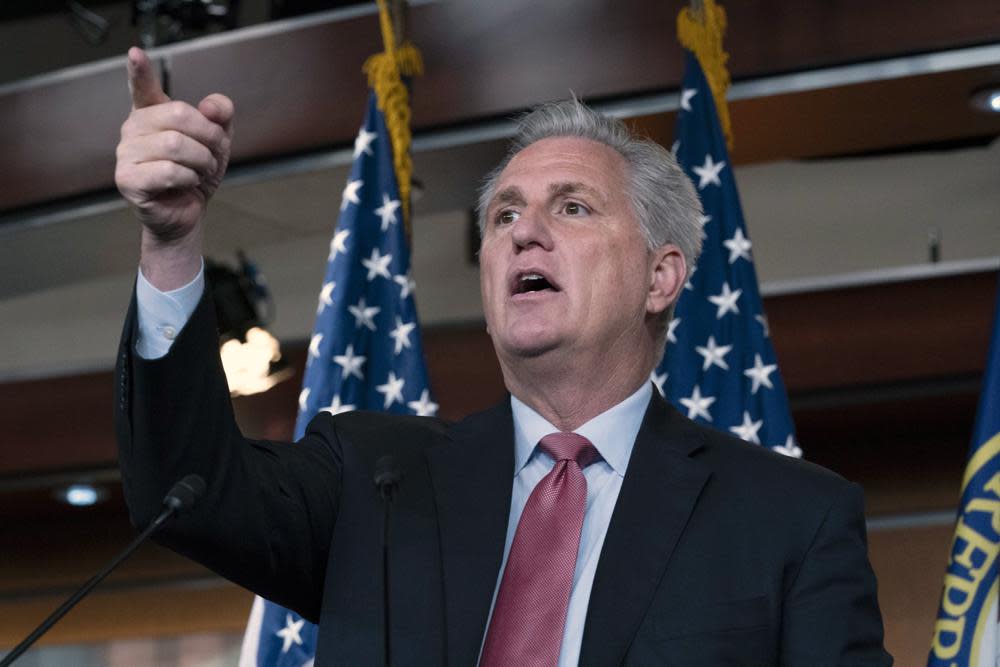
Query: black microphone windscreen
373,455,402,489
163,474,207,512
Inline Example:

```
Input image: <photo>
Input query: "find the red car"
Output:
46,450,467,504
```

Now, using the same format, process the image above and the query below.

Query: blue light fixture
57,484,106,507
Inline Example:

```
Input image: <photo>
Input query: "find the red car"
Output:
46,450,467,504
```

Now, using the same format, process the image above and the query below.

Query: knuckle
159,162,180,188
119,116,134,139
166,101,191,124
162,130,184,153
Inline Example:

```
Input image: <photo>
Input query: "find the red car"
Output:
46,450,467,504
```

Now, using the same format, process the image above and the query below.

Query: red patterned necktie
480,432,600,666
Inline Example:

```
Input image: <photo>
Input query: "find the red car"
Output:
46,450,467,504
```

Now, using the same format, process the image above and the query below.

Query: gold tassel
677,0,733,150
363,0,424,236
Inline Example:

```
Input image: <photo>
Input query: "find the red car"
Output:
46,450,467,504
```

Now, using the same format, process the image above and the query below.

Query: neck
500,346,655,432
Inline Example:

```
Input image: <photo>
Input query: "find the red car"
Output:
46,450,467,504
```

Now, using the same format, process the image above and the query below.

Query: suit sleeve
780,481,893,666
115,285,339,623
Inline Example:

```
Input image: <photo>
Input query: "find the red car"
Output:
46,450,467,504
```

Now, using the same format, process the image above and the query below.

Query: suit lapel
579,392,711,666
426,399,515,667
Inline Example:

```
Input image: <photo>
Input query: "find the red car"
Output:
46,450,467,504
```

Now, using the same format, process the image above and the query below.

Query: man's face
479,136,661,368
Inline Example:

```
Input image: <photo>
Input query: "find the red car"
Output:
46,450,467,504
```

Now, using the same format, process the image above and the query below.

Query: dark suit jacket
115,289,891,666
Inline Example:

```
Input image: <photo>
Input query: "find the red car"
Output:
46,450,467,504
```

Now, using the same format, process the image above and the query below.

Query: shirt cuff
135,259,205,359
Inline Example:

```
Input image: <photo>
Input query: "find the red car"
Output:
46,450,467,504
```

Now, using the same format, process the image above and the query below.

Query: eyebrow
491,186,526,210
490,182,606,213
548,181,605,205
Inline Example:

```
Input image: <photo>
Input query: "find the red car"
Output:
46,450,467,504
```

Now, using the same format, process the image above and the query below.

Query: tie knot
539,432,600,468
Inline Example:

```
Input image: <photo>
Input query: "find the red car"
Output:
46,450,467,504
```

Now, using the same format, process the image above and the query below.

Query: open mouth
512,271,559,296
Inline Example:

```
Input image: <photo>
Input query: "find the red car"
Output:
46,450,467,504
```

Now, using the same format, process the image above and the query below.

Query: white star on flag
321,394,356,416
685,265,697,291
693,154,725,189
667,317,681,344
695,335,732,371
333,344,366,380
328,229,350,260
353,128,377,158
362,248,393,282
774,435,803,458
308,333,323,359
696,214,711,241
744,354,778,394
408,389,439,417
680,385,715,421
394,272,415,299
340,179,363,210
317,281,335,313
389,317,416,355
755,313,770,337
298,388,310,413
650,370,668,395
708,282,741,319
680,87,698,111
375,194,401,232
729,411,763,444
348,297,380,331
276,613,305,653
376,371,405,409
723,228,752,264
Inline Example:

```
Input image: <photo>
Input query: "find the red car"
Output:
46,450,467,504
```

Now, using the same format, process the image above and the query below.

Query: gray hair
476,98,704,277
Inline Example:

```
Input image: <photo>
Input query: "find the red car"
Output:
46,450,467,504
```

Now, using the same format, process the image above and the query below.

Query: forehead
494,136,629,196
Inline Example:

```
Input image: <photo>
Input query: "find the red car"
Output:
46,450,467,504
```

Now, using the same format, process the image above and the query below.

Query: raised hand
115,47,234,288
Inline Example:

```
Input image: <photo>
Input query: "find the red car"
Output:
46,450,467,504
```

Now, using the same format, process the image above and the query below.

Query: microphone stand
0,474,205,667
374,457,401,667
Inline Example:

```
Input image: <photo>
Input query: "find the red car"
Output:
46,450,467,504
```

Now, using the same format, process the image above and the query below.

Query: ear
646,244,686,317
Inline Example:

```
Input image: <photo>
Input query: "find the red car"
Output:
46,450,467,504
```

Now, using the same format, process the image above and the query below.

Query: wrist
140,227,204,291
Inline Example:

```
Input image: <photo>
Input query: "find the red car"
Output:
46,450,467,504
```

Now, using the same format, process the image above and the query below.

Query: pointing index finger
127,47,170,110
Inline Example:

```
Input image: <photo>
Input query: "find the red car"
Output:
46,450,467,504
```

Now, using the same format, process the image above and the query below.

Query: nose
510,207,554,252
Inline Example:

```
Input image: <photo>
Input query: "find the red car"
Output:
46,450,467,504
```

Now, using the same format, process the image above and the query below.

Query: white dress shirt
135,265,650,665
134,261,204,359
479,383,649,666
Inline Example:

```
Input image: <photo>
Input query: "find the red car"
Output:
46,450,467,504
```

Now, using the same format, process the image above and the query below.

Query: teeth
521,273,543,282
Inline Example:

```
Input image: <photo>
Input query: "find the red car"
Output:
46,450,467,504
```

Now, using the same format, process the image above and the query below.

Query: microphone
0,474,206,667
164,473,207,512
373,456,401,667
374,455,402,502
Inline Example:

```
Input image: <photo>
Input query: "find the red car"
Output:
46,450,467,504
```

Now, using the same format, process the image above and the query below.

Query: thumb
198,94,235,134
127,46,170,109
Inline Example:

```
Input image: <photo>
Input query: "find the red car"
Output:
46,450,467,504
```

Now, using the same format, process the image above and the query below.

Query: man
115,47,891,665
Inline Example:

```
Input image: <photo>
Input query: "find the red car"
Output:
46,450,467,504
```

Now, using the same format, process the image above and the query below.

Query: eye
561,201,590,216
497,209,520,225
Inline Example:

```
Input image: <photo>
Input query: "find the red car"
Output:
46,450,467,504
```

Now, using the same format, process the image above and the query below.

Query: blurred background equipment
131,0,241,47
207,252,293,396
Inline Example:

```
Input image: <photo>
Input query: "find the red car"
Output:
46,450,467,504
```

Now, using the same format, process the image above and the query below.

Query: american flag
239,91,436,667
654,51,800,457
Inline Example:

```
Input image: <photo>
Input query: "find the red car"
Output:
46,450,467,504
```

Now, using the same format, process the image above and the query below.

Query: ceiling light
969,87,1000,113
56,484,107,507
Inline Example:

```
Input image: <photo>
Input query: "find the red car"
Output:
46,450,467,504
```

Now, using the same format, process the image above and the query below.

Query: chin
495,329,562,361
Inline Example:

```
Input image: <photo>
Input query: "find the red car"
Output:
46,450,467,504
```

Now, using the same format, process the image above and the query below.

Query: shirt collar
510,382,652,478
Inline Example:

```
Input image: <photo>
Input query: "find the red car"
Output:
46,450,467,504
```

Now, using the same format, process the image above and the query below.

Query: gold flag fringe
677,0,733,150
363,0,424,235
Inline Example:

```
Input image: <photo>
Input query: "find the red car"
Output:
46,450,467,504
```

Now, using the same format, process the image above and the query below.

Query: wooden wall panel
869,524,955,666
